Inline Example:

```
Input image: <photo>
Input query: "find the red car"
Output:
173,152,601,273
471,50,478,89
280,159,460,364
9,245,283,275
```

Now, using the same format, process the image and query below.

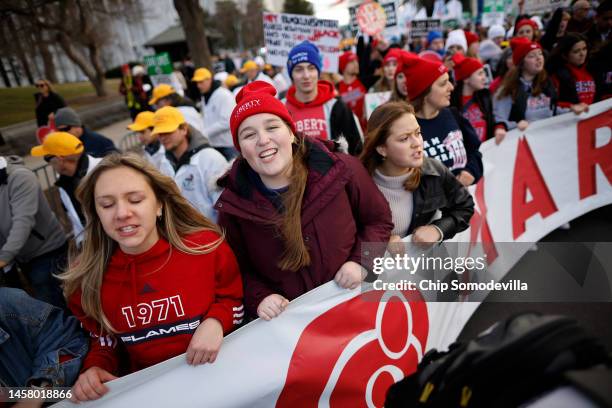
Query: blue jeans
20,243,67,309
0,287,88,387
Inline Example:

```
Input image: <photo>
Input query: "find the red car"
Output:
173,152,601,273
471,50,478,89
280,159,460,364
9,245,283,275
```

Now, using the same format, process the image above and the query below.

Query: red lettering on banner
512,137,558,239
277,290,428,408
469,177,498,263
577,110,612,199
264,14,277,23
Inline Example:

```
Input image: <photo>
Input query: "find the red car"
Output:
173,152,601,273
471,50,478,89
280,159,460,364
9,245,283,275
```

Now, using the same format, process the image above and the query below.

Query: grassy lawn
0,78,121,128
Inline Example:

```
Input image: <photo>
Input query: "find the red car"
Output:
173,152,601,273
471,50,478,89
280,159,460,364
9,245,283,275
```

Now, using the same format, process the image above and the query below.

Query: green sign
483,0,505,13
143,52,173,76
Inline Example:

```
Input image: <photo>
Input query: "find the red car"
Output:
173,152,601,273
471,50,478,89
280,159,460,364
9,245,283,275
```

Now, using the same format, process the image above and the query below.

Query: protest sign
356,1,387,35
349,0,400,39
522,0,570,14
410,19,442,39
365,91,391,118
263,12,340,73
482,0,505,27
143,52,184,96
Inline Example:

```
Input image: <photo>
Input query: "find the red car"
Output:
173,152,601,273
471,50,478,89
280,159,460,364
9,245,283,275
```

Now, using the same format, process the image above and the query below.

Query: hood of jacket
104,238,171,309
165,126,210,170
285,80,336,109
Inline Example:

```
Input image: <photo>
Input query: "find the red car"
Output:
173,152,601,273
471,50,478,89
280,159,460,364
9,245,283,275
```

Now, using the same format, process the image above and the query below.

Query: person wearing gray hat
54,107,118,158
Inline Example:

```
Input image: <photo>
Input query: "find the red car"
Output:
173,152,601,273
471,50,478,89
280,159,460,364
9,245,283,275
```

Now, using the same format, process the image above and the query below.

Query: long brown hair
497,64,549,101
277,132,311,272
60,153,223,334
360,101,421,191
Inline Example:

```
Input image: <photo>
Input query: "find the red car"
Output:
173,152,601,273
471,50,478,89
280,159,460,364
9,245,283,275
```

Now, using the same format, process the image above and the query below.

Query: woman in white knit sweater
360,101,474,245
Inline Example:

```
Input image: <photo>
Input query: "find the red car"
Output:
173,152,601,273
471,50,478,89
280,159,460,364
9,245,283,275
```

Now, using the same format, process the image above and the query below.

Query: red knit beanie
515,18,538,34
464,31,480,47
452,52,484,82
339,51,358,73
383,48,402,65
510,37,542,66
397,54,448,100
230,81,295,150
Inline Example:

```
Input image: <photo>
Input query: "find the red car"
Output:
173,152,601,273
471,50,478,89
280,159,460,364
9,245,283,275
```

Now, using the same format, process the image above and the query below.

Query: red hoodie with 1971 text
69,230,243,375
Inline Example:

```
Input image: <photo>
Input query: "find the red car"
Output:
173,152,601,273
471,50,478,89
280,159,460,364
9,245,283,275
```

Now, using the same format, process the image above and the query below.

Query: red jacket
284,81,363,155
216,138,393,317
69,231,243,375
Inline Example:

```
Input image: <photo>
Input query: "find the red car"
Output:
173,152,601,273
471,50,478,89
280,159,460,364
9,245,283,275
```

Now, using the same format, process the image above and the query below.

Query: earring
157,208,162,219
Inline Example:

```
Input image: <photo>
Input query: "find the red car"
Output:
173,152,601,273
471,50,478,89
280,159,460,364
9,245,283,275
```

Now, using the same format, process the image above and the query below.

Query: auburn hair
497,64,549,102
276,132,311,272
360,101,421,191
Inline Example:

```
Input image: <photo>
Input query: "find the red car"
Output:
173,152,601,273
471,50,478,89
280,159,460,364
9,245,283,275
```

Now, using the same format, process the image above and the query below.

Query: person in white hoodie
127,111,166,169
30,132,102,246
192,68,238,161
241,60,274,86
153,106,228,222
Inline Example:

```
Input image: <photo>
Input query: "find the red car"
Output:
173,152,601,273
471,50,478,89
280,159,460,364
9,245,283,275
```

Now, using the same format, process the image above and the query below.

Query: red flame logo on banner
277,289,428,407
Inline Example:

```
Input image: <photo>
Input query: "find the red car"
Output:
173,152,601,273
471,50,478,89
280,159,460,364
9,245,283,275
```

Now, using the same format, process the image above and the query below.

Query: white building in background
1,0,279,87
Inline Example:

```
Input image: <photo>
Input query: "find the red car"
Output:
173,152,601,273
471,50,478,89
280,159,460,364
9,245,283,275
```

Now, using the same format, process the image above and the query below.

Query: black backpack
385,313,611,408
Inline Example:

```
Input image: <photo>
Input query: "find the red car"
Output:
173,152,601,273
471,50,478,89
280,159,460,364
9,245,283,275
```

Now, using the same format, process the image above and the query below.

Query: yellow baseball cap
31,132,84,157
240,60,258,73
149,84,175,105
192,68,212,82
127,111,155,131
152,106,186,135
225,74,239,88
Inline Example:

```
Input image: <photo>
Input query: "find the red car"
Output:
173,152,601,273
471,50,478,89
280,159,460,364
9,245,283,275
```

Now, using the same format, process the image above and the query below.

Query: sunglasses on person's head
57,126,72,132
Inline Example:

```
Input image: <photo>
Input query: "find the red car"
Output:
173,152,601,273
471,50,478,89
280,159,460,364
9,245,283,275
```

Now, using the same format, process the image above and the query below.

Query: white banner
263,12,340,73
55,100,612,407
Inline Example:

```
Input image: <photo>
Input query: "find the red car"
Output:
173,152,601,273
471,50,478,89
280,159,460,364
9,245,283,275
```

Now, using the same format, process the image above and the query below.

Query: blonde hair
36,79,55,93
60,153,223,334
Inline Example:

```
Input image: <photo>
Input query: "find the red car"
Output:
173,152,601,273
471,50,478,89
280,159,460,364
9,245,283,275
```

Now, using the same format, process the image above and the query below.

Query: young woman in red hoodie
62,153,243,402
216,81,393,321
547,33,595,115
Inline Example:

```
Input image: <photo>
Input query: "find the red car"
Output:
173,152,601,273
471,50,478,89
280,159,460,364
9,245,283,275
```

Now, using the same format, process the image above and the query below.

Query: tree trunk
56,32,107,96
173,0,212,69
6,14,34,85
31,11,58,83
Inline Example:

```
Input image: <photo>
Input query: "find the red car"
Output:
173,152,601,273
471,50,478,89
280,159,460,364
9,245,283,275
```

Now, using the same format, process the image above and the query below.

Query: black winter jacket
407,157,475,240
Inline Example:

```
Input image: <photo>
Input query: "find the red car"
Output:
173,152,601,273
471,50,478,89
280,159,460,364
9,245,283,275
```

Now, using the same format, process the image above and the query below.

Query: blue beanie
427,31,442,44
287,41,322,78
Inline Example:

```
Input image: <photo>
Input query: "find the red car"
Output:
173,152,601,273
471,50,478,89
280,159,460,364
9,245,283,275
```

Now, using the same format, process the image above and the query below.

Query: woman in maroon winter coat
216,81,393,321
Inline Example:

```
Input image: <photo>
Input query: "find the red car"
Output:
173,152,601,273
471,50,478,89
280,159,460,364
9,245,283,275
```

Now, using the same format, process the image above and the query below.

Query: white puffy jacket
158,134,228,222
200,85,235,148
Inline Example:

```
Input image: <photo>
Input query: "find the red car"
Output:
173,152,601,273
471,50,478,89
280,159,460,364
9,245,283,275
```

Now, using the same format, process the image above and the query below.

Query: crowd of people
1,0,610,405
